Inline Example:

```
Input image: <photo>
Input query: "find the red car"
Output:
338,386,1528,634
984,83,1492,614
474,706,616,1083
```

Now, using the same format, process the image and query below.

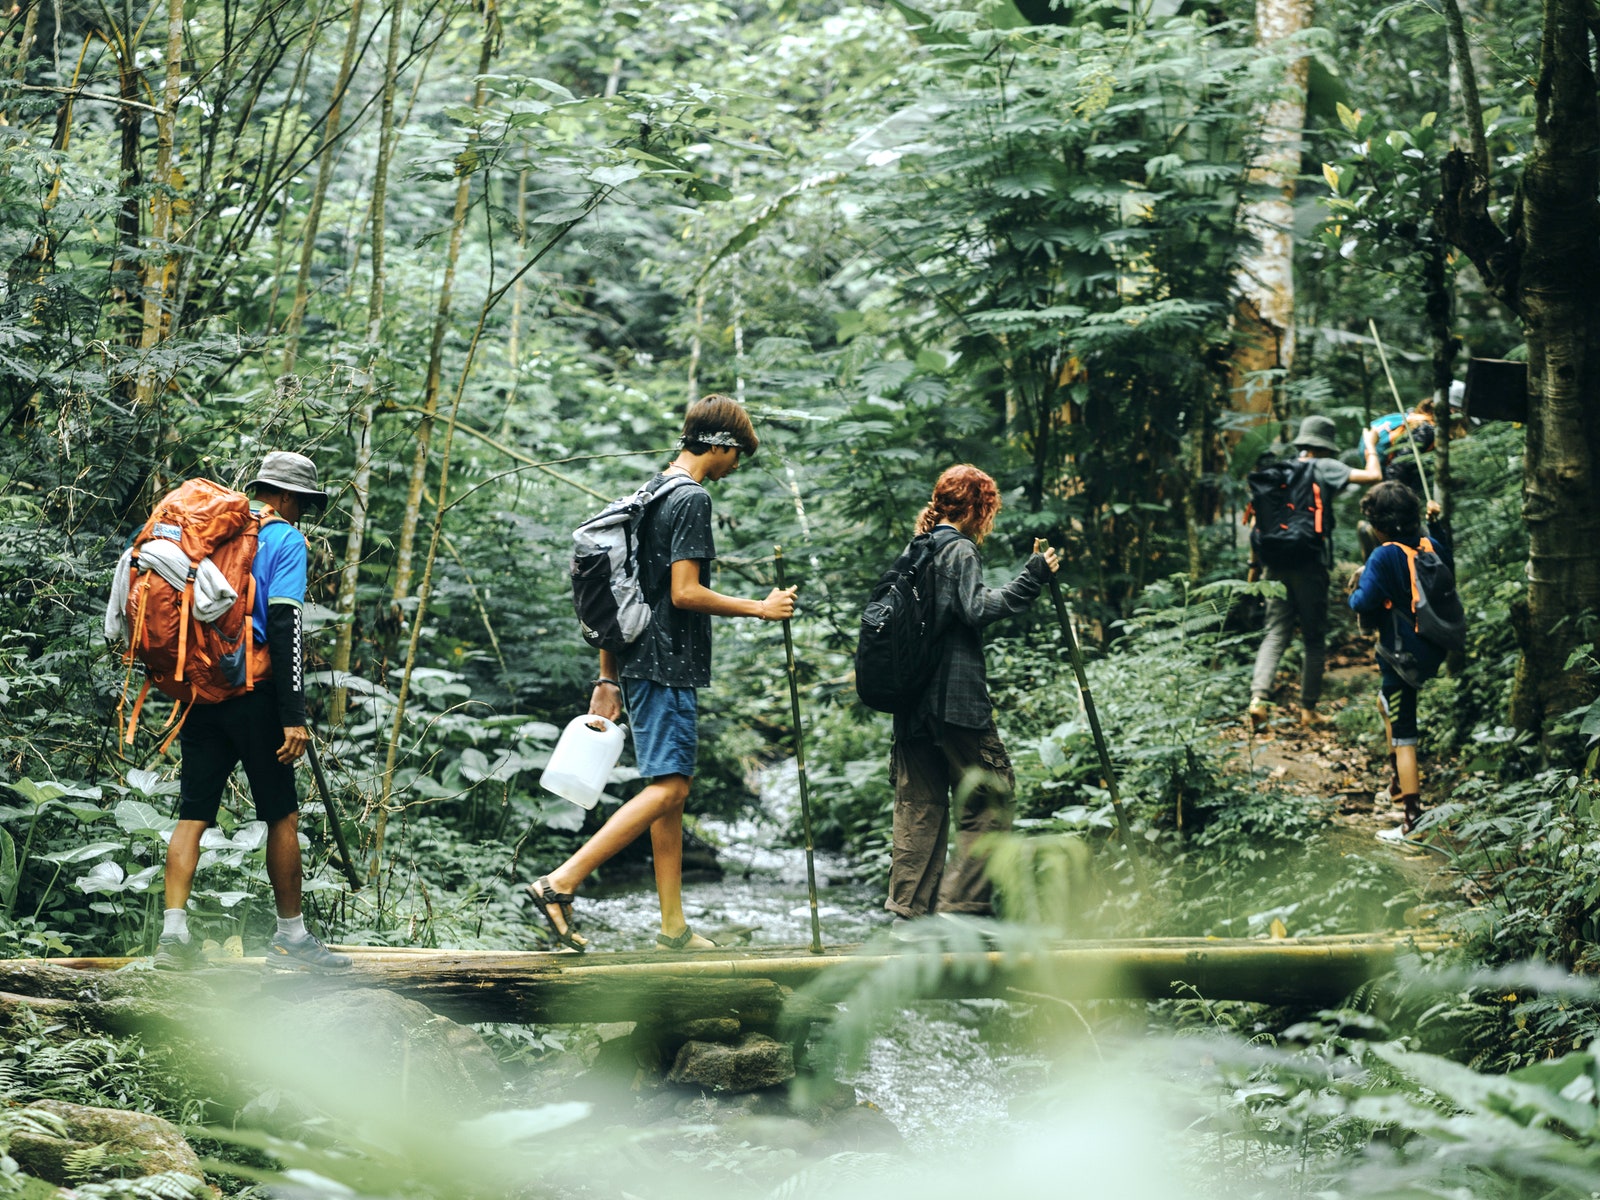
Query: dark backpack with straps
1390,536,1466,653
570,473,697,654
855,527,960,714
1376,536,1465,689
1246,457,1330,570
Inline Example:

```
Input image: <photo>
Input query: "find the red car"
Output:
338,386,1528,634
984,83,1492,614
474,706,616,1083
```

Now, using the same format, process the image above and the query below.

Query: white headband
678,430,744,450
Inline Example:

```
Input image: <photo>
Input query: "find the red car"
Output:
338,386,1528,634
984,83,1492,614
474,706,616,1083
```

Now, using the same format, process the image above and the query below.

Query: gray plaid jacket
894,532,1049,739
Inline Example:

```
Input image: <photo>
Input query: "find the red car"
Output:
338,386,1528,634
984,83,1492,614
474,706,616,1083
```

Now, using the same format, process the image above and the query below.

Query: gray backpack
569,474,696,653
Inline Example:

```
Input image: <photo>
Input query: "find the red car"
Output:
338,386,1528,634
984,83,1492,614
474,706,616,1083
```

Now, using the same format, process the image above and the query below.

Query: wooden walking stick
1367,318,1436,509
774,545,823,954
306,735,363,891
1036,540,1144,881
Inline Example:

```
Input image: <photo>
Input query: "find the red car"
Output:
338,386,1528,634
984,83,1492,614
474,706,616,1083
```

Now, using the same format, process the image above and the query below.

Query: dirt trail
1222,643,1456,905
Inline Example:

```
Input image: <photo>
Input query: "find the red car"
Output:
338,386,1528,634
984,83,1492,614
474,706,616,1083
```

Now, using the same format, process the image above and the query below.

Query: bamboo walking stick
1036,540,1144,881
1367,319,1435,509
774,546,823,954
306,735,363,891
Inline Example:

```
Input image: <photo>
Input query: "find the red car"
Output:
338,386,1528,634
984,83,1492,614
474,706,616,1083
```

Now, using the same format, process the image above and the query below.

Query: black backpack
1377,536,1465,688
855,527,961,714
1247,457,1330,570
569,473,697,653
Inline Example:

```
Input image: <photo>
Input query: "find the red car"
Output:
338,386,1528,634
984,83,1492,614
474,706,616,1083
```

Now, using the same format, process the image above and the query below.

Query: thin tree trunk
330,0,404,727
0,2,40,124
1441,0,1492,182
1230,0,1313,422
279,0,367,376
259,4,329,328
133,0,185,405
1422,242,1457,524
508,168,526,370
110,33,144,350
371,183,607,897
391,17,495,606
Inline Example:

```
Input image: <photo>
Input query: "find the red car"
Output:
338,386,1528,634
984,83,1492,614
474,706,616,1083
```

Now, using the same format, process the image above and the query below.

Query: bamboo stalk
132,0,184,405
1041,553,1143,882
279,0,367,375
392,11,495,605
774,545,823,955
9,934,1451,1025
1367,319,1434,508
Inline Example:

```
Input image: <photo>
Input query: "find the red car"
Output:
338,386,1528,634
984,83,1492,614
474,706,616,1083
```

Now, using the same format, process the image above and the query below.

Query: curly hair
914,465,1001,544
1361,480,1423,540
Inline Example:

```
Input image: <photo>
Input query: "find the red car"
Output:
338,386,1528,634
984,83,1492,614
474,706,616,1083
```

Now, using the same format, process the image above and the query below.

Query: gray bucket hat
1292,415,1341,454
248,451,329,508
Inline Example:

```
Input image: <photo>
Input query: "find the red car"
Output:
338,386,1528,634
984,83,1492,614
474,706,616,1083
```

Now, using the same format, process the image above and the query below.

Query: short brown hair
915,465,1002,544
681,394,759,456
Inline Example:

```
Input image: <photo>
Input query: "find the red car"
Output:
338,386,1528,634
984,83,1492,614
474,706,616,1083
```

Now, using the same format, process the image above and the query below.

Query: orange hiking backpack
117,479,279,751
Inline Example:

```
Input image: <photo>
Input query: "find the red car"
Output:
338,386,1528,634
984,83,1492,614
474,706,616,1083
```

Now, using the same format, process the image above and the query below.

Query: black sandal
655,927,716,952
527,877,587,952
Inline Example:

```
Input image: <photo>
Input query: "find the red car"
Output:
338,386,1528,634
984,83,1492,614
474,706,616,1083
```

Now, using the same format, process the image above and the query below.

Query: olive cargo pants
886,722,1015,918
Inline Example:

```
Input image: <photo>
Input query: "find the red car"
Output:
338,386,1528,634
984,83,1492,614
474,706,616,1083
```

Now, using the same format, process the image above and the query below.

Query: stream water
566,762,1025,1151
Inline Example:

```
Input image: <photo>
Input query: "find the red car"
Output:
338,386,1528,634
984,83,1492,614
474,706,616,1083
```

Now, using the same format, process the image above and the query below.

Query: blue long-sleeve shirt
1349,522,1453,680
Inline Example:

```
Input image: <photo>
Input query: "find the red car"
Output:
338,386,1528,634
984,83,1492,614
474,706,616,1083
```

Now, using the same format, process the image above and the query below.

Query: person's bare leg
1394,745,1420,795
644,777,712,946
264,812,303,918
545,778,687,896
164,820,208,910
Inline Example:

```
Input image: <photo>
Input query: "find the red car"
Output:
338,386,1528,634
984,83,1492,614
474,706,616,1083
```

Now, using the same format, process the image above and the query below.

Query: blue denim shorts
626,679,698,780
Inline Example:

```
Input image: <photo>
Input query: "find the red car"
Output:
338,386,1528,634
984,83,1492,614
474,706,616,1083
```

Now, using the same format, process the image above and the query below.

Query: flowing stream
565,761,1025,1151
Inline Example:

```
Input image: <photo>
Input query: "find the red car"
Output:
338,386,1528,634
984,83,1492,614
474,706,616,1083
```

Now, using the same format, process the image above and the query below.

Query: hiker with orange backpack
1246,415,1384,730
1348,481,1463,841
113,452,350,971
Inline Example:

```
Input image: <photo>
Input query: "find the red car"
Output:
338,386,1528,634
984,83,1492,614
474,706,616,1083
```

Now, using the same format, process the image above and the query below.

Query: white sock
162,909,189,941
276,914,308,942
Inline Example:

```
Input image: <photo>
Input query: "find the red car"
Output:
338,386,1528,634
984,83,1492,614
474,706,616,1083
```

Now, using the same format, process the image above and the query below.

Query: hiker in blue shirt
1348,481,1452,841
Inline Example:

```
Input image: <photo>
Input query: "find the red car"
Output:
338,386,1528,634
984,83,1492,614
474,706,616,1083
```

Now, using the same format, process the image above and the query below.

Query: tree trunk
1423,240,1458,520
1229,0,1313,422
508,168,526,370
133,0,185,406
0,935,1448,1026
391,21,495,607
279,0,367,376
1439,0,1600,739
1441,0,1492,183
330,0,404,728
1510,0,1600,734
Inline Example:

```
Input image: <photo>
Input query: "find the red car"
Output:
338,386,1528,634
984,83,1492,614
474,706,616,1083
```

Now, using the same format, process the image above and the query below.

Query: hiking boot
265,931,352,973
152,934,201,971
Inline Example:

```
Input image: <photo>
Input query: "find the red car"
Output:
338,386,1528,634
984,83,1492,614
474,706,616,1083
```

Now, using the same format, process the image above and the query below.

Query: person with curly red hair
886,465,1059,925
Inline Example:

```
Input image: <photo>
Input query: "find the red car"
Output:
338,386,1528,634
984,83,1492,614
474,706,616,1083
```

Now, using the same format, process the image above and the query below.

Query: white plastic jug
540,714,626,810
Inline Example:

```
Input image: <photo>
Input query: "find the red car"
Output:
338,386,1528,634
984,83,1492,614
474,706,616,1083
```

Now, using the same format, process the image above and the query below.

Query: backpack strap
1381,541,1422,629
643,473,699,505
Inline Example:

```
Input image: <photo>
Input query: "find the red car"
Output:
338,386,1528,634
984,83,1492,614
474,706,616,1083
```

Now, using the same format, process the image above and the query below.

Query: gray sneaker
152,934,201,971
265,932,352,972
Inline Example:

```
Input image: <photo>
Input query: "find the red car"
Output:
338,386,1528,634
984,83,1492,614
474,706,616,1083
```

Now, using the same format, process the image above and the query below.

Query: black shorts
177,684,300,824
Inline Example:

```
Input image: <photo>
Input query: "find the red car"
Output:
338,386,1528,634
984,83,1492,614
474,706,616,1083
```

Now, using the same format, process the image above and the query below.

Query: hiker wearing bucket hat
1247,416,1384,732
156,449,349,973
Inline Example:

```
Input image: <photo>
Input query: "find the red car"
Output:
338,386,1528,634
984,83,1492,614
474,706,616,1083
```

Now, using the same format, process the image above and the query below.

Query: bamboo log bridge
0,934,1445,1030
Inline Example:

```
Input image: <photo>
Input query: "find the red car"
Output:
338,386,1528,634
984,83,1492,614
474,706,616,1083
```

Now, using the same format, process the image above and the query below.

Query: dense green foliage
4,0,1600,1197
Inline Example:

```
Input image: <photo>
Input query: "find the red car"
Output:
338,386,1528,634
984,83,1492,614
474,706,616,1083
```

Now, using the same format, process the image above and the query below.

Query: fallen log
0,934,1446,1028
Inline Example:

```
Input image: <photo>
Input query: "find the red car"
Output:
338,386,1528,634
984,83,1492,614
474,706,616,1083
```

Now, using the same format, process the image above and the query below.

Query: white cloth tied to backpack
104,540,240,643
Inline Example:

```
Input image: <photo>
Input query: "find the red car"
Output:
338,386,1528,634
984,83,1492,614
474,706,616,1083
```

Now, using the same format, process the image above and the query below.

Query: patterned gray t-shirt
619,473,716,688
